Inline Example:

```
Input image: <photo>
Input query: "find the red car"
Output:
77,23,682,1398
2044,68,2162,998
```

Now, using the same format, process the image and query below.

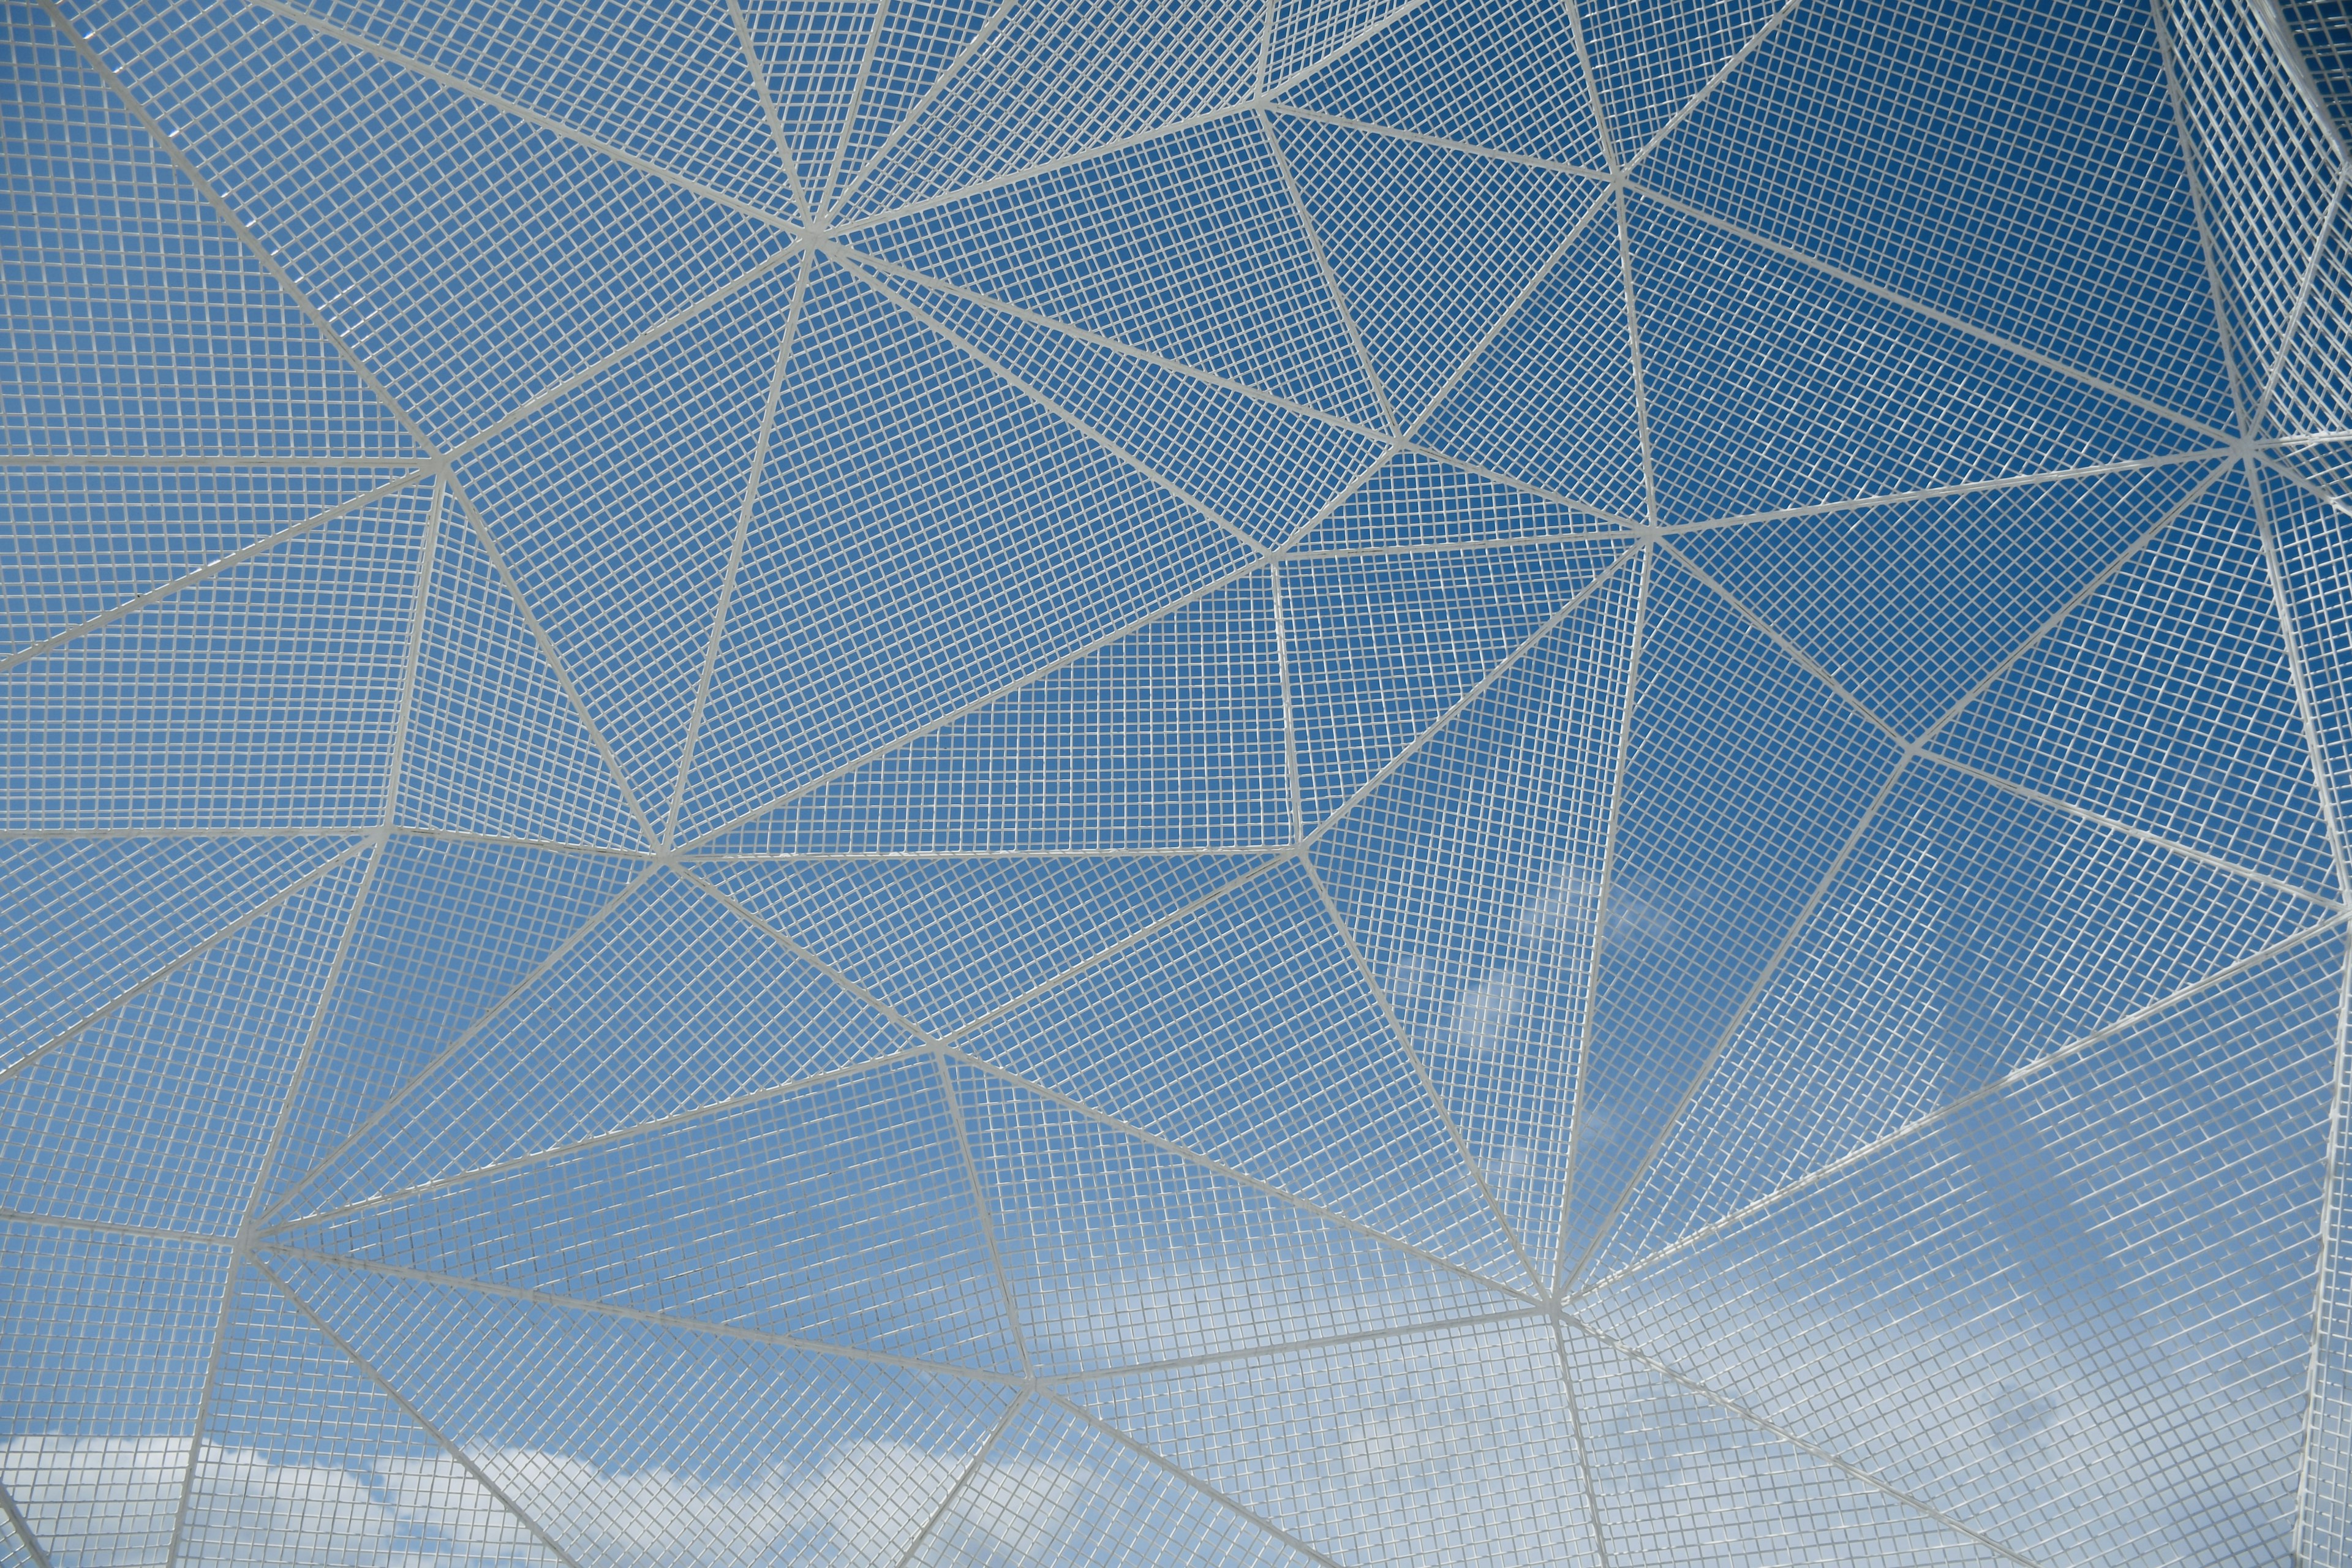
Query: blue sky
8,0,2352,1562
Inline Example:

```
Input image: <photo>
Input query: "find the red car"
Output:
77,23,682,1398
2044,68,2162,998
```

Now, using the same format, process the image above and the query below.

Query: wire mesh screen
6,0,2352,1562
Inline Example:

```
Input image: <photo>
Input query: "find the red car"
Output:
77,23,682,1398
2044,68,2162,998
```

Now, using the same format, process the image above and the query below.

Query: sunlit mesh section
1313,566,1639,1284
280,1054,1025,1374
16,0,2352,1561
269,1250,1020,1568
954,1063,1521,1379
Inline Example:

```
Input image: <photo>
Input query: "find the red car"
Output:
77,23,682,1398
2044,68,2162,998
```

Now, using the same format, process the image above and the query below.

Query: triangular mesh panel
11,0,2352,1561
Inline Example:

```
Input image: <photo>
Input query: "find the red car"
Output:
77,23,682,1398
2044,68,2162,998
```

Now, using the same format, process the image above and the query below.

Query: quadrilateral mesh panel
2,489,428,832
1580,930,2346,1568
0,1221,233,1567
67,0,794,450
1314,562,1639,1284
184,1263,559,1567
271,1251,1019,1568
953,1064,1525,1380
1068,1317,1604,1568
279,1055,1022,1374
4,4,411,459
0,853,364,1237
690,572,1288,856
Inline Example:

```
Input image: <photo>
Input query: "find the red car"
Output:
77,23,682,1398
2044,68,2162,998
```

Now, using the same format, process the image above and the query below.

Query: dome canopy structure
10,0,2352,1562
